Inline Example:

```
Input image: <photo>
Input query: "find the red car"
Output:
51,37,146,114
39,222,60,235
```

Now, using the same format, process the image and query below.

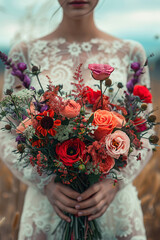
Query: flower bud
32,65,39,73
149,135,159,144
17,144,25,153
108,87,114,93
141,103,148,111
105,79,112,87
5,124,11,130
17,62,27,72
131,62,141,71
148,115,156,122
5,89,13,96
78,164,85,171
129,147,134,153
117,82,123,88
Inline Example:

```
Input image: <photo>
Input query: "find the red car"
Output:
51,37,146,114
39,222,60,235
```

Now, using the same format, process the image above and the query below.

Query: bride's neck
54,13,100,42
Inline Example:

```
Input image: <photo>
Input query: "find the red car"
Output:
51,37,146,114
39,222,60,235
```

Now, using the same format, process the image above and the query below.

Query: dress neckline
32,37,125,46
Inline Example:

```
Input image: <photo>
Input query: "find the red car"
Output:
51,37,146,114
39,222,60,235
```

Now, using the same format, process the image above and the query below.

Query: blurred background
0,0,160,239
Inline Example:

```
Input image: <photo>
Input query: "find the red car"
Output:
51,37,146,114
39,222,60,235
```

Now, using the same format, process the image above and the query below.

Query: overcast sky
0,0,160,57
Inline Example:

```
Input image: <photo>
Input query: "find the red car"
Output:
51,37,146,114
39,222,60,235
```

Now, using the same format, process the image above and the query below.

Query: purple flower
30,86,35,91
17,62,27,71
130,78,139,85
40,105,48,113
22,115,27,120
16,135,26,143
135,68,143,77
23,75,31,89
131,62,141,71
11,69,24,80
127,79,134,93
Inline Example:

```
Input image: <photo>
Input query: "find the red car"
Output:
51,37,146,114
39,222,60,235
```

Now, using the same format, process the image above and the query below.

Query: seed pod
149,135,159,144
105,79,112,87
148,115,156,122
32,65,39,73
5,124,11,130
5,89,13,96
117,82,124,88
17,144,25,153
141,103,148,111
108,87,114,93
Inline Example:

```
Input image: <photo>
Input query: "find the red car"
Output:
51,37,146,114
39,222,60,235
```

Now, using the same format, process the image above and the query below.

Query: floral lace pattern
0,37,153,239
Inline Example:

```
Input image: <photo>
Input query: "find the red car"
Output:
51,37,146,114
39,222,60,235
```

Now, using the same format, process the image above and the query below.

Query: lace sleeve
118,41,154,189
0,43,53,193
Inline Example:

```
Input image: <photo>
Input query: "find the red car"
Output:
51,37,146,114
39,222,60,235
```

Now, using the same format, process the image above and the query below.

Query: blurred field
0,71,160,240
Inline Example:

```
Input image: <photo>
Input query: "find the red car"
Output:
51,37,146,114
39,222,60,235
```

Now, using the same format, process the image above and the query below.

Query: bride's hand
75,179,119,221
44,177,79,222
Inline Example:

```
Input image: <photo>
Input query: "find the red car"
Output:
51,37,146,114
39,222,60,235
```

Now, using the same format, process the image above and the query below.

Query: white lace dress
0,38,153,240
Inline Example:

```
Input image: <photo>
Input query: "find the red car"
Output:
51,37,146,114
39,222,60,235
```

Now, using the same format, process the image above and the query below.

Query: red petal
36,116,42,121
54,120,61,126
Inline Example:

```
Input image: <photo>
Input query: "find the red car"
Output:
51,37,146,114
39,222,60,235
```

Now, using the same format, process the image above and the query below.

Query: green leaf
87,114,94,124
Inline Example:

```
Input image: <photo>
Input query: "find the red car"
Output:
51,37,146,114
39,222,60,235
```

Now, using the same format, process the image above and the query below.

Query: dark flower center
41,116,54,129
67,147,77,156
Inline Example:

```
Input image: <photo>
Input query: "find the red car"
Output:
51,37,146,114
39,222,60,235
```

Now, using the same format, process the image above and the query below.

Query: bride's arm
0,43,53,192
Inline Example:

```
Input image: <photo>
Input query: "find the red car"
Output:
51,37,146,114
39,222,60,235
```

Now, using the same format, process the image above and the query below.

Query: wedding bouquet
0,51,159,240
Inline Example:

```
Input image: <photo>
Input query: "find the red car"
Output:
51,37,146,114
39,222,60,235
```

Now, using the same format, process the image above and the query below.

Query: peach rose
112,111,126,128
93,109,118,140
16,118,32,133
105,130,130,159
88,64,114,81
60,100,81,118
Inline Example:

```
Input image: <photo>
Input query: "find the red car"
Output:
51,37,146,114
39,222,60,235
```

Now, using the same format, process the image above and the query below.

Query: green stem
111,88,120,103
100,80,103,108
36,74,44,92
10,95,21,119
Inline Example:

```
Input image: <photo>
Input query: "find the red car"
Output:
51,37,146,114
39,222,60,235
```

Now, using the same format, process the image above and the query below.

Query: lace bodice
0,37,153,239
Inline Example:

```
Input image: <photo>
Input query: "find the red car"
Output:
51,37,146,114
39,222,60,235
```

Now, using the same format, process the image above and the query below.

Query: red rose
133,85,152,103
84,86,101,105
133,117,147,132
56,138,86,166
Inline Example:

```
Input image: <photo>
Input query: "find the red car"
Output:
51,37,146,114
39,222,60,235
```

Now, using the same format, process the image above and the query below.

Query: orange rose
112,111,126,128
93,110,126,140
93,110,117,140
16,118,32,133
60,100,81,118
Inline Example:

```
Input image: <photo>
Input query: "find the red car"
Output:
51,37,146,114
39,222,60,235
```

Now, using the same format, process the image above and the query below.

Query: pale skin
44,0,120,222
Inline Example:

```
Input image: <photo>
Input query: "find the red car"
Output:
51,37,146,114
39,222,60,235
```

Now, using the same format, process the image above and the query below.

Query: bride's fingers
77,183,100,202
56,191,78,208
56,200,78,215
54,205,71,223
77,199,105,217
75,191,104,210
88,204,108,221
58,184,79,200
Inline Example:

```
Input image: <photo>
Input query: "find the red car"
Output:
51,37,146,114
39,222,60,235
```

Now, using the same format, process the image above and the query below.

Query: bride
0,0,153,239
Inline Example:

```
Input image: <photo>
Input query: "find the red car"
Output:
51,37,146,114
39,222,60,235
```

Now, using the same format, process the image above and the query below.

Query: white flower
81,42,92,52
23,125,35,139
14,89,35,99
67,43,81,57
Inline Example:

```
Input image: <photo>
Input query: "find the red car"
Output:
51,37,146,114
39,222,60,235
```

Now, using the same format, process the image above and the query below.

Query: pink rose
60,100,81,118
16,118,32,133
105,130,130,159
88,64,114,81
